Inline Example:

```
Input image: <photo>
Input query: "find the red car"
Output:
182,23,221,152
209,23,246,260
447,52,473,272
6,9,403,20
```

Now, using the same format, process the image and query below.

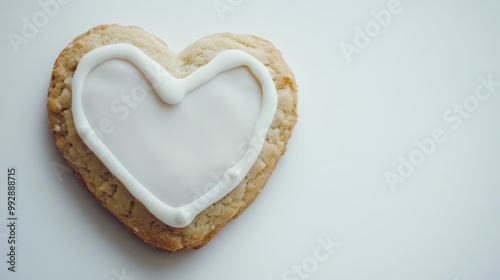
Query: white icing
82,60,261,207
71,44,277,228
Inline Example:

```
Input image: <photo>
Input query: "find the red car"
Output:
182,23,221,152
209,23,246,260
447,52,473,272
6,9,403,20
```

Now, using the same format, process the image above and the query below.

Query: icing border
71,43,277,227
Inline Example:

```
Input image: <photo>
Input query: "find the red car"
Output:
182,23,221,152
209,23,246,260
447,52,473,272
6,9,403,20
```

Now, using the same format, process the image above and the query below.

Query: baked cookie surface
47,24,297,252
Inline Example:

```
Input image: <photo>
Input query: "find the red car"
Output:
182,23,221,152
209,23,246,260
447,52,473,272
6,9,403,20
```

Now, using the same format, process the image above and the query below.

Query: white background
1,0,500,279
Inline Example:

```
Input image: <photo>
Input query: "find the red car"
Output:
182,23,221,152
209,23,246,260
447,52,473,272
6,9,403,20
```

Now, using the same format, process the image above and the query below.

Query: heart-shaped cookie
47,25,297,252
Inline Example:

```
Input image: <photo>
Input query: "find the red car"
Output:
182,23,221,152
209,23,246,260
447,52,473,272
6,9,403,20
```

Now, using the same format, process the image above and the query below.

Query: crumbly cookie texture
47,24,297,252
